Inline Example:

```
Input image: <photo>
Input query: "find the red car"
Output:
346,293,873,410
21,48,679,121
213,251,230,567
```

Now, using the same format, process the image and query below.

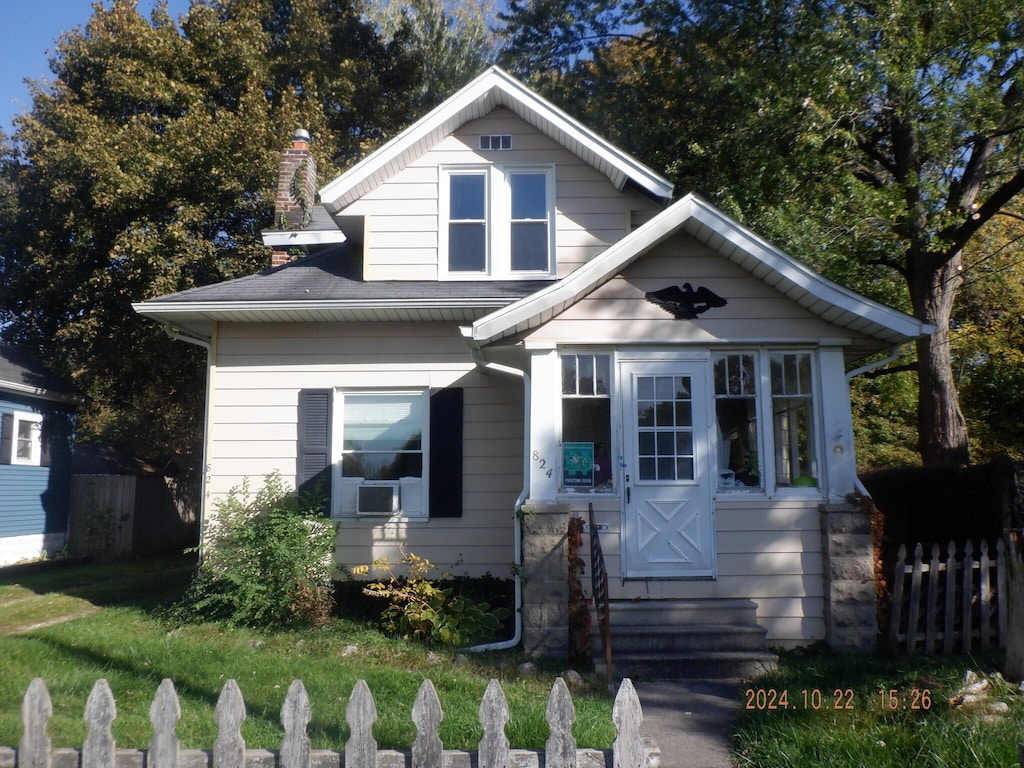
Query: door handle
625,474,630,504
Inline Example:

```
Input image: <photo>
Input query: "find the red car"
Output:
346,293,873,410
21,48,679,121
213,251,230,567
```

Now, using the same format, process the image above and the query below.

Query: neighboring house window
441,166,555,279
1,411,43,466
770,352,818,488
713,353,761,490
561,353,613,492
713,350,820,493
337,390,429,518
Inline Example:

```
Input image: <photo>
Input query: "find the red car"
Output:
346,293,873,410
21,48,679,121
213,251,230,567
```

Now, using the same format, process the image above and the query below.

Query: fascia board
472,193,934,345
261,229,347,246
684,199,934,340
318,66,672,211
0,380,77,405
133,297,514,316
472,195,697,344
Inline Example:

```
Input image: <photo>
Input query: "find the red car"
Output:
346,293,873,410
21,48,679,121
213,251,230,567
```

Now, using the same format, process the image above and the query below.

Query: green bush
357,548,509,646
175,473,337,628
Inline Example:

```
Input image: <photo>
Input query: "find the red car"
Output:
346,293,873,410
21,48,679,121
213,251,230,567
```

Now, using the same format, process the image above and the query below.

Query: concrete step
597,650,778,681
599,598,760,626
589,599,777,680
594,623,770,655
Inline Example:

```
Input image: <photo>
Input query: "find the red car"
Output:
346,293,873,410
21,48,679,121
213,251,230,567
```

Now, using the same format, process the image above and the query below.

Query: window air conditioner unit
356,483,399,516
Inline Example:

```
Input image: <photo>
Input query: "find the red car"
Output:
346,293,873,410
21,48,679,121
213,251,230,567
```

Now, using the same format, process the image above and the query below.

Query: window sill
332,514,430,523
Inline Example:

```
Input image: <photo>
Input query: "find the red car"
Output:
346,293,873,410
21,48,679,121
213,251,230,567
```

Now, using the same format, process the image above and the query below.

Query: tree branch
862,362,918,380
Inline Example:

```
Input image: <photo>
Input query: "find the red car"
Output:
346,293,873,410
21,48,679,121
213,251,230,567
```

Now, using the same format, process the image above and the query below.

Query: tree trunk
911,253,970,466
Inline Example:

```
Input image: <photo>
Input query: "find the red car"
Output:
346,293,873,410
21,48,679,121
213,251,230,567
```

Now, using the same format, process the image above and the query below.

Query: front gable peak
318,66,674,213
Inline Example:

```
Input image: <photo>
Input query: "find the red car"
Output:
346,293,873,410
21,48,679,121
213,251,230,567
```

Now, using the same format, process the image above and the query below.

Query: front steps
591,599,778,680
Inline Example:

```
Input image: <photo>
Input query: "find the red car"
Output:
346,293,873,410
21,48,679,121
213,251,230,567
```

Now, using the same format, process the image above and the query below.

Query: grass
731,646,1024,767
0,557,614,752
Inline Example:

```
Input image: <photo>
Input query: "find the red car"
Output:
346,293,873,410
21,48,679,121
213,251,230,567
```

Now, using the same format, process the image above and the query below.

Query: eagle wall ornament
645,283,728,319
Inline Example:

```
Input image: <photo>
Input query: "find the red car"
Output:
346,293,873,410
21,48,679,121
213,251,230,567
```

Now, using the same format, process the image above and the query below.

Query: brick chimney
271,128,317,268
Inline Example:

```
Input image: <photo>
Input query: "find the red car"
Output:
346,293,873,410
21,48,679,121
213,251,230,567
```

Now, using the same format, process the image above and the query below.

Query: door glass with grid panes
622,360,714,578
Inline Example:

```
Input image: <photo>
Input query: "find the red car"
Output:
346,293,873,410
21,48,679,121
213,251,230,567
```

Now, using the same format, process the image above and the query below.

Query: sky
1,0,192,136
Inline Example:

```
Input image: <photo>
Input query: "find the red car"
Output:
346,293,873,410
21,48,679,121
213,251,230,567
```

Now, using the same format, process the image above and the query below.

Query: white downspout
160,324,213,564
464,355,529,652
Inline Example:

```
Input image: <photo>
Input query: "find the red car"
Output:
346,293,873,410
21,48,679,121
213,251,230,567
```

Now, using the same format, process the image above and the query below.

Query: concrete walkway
634,679,743,768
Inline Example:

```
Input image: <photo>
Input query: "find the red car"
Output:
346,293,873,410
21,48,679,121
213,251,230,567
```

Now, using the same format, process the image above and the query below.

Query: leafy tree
364,0,498,112
0,0,422,461
499,0,1024,466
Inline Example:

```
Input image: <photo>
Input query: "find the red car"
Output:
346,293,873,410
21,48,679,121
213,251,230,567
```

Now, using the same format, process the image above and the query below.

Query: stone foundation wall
821,503,878,651
520,502,571,658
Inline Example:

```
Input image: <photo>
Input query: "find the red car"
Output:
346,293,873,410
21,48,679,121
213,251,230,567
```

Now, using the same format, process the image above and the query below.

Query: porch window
713,354,761,490
770,352,818,488
560,353,613,492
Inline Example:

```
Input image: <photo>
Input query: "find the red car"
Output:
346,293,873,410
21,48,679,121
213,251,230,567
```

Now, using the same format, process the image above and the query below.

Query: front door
621,361,715,578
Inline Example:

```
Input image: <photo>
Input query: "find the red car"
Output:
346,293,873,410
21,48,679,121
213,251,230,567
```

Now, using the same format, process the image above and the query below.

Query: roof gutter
462,329,526,652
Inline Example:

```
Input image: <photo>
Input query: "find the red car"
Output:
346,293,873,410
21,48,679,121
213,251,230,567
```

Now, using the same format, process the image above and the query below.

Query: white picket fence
2,676,657,768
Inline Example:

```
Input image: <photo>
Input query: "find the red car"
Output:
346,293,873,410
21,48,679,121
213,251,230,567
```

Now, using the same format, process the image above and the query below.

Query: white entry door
621,361,715,578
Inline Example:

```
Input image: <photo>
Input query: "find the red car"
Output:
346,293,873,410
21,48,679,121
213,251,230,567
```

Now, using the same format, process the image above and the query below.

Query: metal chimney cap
293,128,311,142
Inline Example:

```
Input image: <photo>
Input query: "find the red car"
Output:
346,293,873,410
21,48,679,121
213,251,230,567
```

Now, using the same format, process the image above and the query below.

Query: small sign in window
563,442,595,487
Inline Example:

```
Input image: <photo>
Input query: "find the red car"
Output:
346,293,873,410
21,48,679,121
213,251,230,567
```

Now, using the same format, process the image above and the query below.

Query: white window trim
711,348,825,499
9,411,43,466
439,165,556,281
330,389,430,521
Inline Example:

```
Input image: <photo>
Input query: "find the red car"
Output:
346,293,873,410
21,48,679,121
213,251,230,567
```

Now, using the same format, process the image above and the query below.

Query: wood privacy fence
888,539,1009,654
2,677,657,768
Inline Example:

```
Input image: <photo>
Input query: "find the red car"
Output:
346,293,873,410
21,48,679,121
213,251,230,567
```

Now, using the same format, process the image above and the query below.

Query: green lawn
0,558,614,751
731,647,1024,767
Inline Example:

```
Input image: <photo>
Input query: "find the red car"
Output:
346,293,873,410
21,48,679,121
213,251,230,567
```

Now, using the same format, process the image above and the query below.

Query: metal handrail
589,503,613,689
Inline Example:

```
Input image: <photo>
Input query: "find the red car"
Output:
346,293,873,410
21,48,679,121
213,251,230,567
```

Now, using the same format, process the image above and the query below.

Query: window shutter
0,413,11,465
429,387,463,518
297,389,332,514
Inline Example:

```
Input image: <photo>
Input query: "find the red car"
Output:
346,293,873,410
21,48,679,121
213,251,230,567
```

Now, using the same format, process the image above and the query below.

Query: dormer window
441,165,555,280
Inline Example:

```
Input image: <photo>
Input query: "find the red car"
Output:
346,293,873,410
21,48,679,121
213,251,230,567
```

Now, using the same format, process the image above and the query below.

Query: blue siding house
0,345,75,566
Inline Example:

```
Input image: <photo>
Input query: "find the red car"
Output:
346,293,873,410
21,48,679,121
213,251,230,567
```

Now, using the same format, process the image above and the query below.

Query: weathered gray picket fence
888,539,1008,654
0,677,657,768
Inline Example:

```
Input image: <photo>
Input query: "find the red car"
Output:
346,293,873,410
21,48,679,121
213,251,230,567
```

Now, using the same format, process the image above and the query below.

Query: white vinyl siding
342,107,660,280
206,321,524,577
581,497,825,647
523,234,873,346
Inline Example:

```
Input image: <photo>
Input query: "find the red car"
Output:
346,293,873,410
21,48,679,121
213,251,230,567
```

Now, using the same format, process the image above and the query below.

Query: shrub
357,548,509,646
175,473,336,628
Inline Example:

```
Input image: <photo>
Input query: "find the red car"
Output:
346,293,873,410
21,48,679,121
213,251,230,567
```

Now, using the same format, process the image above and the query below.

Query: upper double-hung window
442,166,555,279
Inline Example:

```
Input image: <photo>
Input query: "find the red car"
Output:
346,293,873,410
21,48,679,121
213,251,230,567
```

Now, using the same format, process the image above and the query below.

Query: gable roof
0,344,75,404
318,66,674,213
469,194,934,358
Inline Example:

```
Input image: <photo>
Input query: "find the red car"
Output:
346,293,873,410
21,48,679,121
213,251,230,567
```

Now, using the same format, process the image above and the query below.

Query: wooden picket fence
2,676,657,768
888,539,1009,654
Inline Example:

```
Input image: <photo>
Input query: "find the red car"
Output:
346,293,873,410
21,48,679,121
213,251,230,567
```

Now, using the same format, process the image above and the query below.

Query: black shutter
0,413,11,465
429,387,463,518
297,389,332,515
